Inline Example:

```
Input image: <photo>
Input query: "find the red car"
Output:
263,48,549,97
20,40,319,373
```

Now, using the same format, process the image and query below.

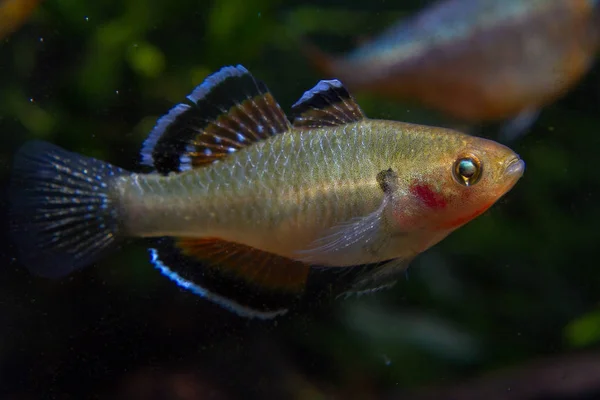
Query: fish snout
504,156,525,178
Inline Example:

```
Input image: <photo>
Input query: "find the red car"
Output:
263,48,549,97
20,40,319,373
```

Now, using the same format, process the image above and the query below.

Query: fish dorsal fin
291,79,366,128
141,65,292,174
149,237,310,319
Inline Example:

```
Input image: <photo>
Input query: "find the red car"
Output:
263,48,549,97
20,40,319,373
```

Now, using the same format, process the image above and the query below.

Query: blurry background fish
0,0,43,40
303,0,600,140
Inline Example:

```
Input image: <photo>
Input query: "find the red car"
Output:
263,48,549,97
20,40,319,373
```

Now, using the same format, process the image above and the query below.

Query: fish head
391,134,524,236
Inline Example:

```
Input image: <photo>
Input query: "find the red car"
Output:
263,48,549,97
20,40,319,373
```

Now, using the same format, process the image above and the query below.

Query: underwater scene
1,0,600,399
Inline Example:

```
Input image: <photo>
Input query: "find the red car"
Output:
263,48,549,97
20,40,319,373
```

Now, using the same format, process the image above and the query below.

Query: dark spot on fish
377,168,398,193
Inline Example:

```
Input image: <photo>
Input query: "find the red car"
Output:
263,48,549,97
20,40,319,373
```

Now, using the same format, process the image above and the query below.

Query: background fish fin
300,41,336,78
447,123,482,137
296,199,388,265
148,237,310,319
140,65,292,174
498,108,540,143
338,258,411,298
291,79,366,128
10,141,128,278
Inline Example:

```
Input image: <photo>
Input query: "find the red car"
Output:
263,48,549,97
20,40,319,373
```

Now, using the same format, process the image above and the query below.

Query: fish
0,0,44,41
9,65,525,319
305,0,600,140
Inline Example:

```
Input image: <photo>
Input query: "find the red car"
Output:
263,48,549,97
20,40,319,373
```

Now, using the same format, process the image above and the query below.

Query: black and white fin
291,79,366,128
148,237,310,319
141,65,292,174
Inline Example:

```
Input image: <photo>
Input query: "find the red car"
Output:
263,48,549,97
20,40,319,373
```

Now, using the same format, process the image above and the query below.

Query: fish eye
453,156,482,186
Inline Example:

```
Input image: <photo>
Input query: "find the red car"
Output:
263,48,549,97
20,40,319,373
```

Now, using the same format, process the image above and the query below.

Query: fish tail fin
301,40,337,77
10,140,129,278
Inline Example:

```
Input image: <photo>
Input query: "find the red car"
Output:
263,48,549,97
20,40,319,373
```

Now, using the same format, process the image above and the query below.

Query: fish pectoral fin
140,65,292,174
291,78,366,129
296,198,389,265
149,237,310,319
338,258,412,298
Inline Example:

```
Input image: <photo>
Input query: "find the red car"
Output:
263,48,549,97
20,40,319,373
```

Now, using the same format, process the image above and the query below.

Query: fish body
118,120,520,267
308,0,600,124
10,66,524,318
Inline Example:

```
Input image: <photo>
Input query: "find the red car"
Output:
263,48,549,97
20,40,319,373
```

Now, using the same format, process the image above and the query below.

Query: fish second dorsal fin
141,65,292,174
291,79,366,128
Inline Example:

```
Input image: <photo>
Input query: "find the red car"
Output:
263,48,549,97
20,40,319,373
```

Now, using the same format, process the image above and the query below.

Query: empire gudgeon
305,0,600,138
10,65,525,318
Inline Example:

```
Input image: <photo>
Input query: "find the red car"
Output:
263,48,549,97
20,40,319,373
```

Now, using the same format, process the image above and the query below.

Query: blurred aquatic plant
565,309,600,348
344,302,482,364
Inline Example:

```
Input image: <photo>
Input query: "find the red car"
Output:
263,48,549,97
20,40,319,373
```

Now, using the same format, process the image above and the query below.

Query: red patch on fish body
410,183,447,209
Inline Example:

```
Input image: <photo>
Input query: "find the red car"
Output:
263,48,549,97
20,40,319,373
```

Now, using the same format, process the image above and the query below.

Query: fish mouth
504,156,525,177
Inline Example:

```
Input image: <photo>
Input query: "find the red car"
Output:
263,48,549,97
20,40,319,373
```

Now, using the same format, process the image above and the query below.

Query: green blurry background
1,0,600,399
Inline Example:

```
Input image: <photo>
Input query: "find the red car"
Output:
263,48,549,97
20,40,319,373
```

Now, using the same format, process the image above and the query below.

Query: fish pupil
458,159,476,177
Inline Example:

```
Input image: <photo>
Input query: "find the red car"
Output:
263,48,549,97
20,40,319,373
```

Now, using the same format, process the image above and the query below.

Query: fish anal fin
149,236,310,319
149,245,286,320
292,79,366,129
176,238,310,293
141,65,291,174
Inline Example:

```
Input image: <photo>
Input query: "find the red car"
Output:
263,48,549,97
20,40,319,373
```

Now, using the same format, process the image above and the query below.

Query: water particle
382,354,392,366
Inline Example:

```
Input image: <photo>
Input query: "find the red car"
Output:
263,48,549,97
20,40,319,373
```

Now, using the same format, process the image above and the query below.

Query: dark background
1,0,600,399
